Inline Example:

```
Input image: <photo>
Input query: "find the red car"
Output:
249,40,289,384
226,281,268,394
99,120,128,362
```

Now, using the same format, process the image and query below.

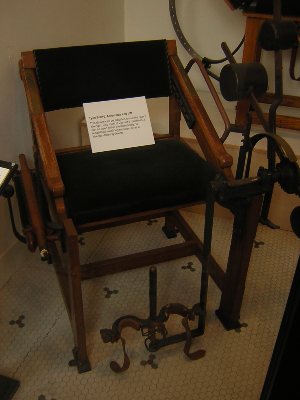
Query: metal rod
273,0,282,22
149,267,157,320
148,328,202,352
4,187,26,244
185,58,231,140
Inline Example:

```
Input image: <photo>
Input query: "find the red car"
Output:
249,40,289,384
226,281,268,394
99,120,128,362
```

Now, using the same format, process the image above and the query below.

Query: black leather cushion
56,139,216,225
34,40,171,112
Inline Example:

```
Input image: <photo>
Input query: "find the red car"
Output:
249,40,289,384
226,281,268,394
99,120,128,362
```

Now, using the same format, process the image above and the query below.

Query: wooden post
216,194,263,329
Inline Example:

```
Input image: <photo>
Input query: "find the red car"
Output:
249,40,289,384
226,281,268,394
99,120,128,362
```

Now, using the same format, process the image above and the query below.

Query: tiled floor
0,211,298,399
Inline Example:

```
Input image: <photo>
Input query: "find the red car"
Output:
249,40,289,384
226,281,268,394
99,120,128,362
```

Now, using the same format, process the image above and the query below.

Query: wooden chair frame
18,40,262,372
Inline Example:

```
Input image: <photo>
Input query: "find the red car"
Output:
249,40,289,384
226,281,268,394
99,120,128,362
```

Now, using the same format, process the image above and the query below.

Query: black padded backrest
33,40,171,112
255,0,300,16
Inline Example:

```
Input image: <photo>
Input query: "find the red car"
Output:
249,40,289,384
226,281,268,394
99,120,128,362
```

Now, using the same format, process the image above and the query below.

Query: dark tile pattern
140,354,158,369
254,240,265,248
103,287,119,298
9,315,25,328
181,261,196,272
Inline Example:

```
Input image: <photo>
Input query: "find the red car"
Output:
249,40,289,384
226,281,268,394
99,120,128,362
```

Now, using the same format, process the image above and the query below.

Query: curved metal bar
250,132,297,162
169,0,244,65
244,130,298,180
100,315,167,373
109,337,131,373
182,317,206,360
6,194,27,244
185,58,232,143
100,302,205,373
169,0,202,60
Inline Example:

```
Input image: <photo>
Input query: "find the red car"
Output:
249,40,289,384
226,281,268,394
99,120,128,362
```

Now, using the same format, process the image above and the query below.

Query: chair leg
198,188,215,333
64,220,91,373
162,213,179,239
216,194,263,330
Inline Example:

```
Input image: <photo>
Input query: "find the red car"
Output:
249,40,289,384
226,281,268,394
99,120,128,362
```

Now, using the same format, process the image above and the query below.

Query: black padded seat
57,139,216,225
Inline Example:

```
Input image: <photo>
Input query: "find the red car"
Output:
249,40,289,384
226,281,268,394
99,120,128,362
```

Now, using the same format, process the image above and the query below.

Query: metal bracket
171,76,195,129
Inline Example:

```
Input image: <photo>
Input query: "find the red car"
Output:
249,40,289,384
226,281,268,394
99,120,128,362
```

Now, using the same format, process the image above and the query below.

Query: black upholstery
57,139,216,224
34,40,171,112
33,39,218,225
255,0,300,16
34,39,217,225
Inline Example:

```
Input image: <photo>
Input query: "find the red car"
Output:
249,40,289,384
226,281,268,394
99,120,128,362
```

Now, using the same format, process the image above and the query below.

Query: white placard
0,166,10,186
83,96,155,153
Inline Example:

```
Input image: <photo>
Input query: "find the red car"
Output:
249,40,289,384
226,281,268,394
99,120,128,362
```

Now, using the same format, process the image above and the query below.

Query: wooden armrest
243,12,300,22
19,56,65,198
169,54,234,180
32,114,65,198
